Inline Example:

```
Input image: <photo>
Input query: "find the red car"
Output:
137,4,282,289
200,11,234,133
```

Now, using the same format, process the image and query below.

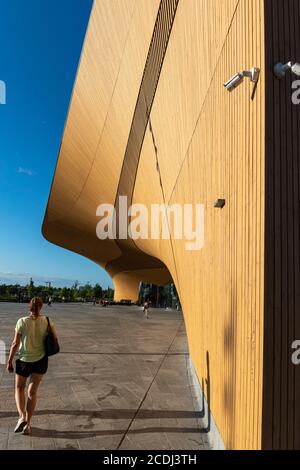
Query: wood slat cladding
116,0,179,206
43,0,300,450
106,0,179,279
263,0,300,450
42,0,161,269
133,0,265,449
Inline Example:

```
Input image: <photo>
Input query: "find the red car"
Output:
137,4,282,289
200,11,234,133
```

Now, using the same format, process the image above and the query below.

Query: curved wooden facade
43,0,300,449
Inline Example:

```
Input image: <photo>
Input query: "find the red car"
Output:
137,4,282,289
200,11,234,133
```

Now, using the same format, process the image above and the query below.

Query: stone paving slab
0,302,212,450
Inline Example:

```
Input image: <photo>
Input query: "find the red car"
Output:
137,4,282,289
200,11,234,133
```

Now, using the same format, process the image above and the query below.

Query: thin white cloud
17,167,36,176
0,272,78,288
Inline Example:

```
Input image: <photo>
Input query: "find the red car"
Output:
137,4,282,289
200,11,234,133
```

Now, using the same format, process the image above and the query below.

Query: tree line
0,278,114,303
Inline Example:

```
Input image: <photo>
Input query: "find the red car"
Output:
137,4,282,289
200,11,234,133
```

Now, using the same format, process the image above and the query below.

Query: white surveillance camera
224,67,260,92
291,63,300,76
247,67,260,83
274,61,300,79
274,62,292,78
224,73,243,91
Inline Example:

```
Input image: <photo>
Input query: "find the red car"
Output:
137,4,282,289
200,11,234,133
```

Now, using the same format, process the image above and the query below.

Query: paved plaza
0,302,212,450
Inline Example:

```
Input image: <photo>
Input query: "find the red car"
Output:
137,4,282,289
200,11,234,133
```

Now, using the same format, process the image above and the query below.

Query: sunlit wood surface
43,0,300,449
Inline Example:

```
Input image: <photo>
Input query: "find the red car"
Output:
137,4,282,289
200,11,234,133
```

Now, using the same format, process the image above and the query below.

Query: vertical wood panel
41,0,292,450
263,0,300,450
134,0,265,449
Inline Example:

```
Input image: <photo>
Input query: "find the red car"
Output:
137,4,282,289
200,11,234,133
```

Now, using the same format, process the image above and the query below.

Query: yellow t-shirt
15,315,54,363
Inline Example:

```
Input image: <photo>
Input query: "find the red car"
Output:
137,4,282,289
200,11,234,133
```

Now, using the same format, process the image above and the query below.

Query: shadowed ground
0,302,212,450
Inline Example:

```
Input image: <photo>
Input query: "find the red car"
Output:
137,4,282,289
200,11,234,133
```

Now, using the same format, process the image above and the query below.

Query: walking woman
143,300,151,319
6,297,58,435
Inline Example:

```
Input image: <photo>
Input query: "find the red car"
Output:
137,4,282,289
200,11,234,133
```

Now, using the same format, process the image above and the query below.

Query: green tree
93,283,102,299
60,287,68,301
70,281,79,301
27,278,35,299
6,285,11,298
0,284,7,296
103,287,114,301
80,283,93,300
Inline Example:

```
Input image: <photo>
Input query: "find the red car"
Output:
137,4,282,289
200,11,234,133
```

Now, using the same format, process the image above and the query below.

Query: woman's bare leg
15,375,27,420
26,373,44,425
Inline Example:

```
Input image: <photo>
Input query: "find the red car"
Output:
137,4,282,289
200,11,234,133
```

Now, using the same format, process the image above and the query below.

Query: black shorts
16,355,48,377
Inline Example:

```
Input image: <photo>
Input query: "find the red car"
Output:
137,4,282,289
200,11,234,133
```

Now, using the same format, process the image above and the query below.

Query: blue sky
0,0,113,288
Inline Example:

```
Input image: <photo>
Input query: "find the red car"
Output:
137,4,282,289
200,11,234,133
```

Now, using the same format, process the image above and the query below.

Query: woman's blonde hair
29,297,43,318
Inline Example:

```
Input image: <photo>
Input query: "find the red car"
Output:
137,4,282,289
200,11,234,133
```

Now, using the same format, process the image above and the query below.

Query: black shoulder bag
44,317,60,356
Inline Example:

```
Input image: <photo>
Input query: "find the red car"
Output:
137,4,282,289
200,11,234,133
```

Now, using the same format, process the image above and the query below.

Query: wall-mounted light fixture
214,199,226,209
274,61,300,79
224,67,260,92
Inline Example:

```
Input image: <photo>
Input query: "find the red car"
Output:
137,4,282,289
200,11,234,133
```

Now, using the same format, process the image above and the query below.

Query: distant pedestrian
47,296,52,307
6,297,58,435
143,300,150,319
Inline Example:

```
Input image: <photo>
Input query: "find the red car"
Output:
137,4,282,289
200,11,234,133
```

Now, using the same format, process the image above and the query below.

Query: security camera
244,67,260,83
224,73,244,91
274,61,300,79
224,67,260,92
274,62,292,78
291,63,300,76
